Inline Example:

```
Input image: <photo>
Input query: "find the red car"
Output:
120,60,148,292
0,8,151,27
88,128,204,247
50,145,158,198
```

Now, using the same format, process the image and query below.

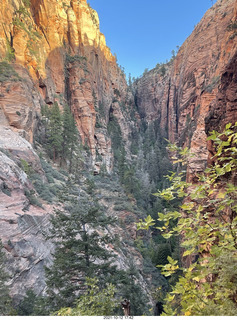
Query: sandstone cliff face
135,0,237,181
0,0,130,171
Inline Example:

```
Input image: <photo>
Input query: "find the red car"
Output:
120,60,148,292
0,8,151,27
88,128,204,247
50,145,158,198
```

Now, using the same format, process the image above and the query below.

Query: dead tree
121,299,130,316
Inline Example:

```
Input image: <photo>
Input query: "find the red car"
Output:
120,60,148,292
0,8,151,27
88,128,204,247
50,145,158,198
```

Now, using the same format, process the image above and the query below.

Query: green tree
0,240,13,315
17,290,37,315
47,102,63,161
44,180,118,312
118,264,151,316
61,104,78,171
55,278,118,316
138,123,237,316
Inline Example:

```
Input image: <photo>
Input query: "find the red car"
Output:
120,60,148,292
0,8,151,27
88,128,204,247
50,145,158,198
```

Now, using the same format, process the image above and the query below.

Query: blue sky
88,0,217,78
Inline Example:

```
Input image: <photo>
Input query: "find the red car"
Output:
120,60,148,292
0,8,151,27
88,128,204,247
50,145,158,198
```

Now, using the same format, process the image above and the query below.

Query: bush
24,189,42,208
0,62,20,83
40,159,65,182
29,173,58,203
113,203,131,211
1,182,11,197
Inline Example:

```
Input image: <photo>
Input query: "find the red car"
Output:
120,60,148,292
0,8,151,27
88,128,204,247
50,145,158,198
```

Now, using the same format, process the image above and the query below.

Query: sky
88,0,218,79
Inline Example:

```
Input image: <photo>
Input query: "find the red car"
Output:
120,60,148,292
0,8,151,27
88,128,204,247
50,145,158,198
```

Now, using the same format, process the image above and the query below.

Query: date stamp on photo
103,317,134,320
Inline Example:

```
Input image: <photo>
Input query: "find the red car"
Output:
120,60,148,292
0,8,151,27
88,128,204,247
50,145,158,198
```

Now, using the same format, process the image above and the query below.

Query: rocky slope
134,0,237,182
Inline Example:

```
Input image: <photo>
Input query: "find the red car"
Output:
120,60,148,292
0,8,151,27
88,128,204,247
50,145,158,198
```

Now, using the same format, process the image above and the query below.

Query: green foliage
41,103,79,168
29,173,59,203
65,54,87,65
152,243,172,267
137,215,155,230
55,278,118,316
47,102,63,161
17,290,37,315
113,88,121,97
204,76,220,93
155,63,167,76
40,158,65,182
22,0,31,8
117,264,152,316
24,189,42,208
1,182,11,197
60,104,78,171
0,62,20,82
44,180,118,312
227,20,237,31
138,123,237,316
5,39,15,62
108,113,123,151
0,240,14,315
20,159,33,175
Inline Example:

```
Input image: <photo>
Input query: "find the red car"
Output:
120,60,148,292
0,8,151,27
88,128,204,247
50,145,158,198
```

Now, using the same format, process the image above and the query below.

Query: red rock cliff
135,0,237,181
0,0,129,171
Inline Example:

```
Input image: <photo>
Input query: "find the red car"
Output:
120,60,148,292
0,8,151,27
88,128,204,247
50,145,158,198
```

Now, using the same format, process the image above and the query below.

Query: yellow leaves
184,311,191,316
193,276,200,282
136,215,155,230
217,192,226,199
180,202,194,211
55,307,72,316
157,256,179,277
183,248,196,257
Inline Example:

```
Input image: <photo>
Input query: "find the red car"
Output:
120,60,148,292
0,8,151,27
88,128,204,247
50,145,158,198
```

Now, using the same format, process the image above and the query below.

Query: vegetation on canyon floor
138,123,237,316
1,117,237,315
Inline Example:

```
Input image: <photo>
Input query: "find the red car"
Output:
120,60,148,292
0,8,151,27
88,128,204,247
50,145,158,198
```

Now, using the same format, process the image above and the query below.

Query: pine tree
44,180,118,311
47,102,63,161
118,264,151,316
61,105,78,171
0,240,13,315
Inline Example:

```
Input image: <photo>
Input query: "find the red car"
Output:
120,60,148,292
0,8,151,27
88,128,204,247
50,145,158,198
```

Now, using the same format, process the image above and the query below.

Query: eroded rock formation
0,0,130,171
134,0,237,181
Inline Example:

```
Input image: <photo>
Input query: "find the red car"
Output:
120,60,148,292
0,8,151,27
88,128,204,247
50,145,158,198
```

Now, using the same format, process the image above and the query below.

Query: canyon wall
135,0,237,181
0,0,143,303
0,0,132,171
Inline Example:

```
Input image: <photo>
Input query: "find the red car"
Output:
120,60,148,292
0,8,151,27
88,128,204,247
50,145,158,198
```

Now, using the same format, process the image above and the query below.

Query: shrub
1,182,11,197
20,159,33,176
227,20,237,31
24,189,42,208
40,159,65,182
0,62,21,83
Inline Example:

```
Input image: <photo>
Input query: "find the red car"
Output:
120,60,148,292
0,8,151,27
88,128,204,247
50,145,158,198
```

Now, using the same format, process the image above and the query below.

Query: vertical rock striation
135,0,237,181
0,0,129,171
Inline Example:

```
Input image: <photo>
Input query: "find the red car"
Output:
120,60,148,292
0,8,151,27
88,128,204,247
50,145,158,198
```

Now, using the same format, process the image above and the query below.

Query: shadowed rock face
205,51,237,133
134,0,237,181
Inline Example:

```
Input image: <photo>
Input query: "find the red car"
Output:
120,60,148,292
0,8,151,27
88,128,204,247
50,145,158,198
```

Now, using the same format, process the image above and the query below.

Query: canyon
0,0,237,313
